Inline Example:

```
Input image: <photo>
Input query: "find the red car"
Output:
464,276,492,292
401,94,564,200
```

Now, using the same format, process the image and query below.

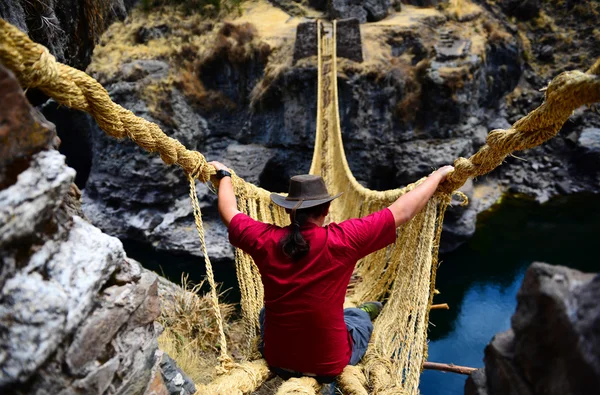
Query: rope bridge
1,16,599,394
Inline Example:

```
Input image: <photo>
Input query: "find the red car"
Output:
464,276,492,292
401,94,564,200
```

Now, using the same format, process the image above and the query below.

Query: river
419,193,600,395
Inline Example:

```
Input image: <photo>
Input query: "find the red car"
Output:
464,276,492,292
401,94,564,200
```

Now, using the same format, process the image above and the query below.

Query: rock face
0,0,136,70
328,0,390,23
76,5,530,264
0,63,167,395
465,262,600,395
25,1,598,283
0,66,57,190
496,0,541,20
81,58,232,262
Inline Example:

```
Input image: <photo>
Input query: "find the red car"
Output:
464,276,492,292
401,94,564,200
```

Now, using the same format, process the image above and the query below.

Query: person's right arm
388,165,454,227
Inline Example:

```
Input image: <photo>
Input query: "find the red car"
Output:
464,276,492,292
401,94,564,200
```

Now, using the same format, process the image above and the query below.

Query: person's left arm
209,161,240,228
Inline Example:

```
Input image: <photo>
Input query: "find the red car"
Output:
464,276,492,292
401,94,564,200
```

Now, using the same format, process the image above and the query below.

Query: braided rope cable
0,18,213,182
441,60,600,193
275,377,322,394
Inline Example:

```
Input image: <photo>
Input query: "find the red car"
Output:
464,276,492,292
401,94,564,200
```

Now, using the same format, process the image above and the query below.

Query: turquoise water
419,193,600,395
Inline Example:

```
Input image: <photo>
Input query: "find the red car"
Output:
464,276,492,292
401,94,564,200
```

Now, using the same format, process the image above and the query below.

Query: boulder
0,64,163,395
466,262,600,395
363,0,391,22
328,0,369,23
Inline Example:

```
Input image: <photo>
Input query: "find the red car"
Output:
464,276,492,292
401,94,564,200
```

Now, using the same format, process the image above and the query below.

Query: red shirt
228,208,396,376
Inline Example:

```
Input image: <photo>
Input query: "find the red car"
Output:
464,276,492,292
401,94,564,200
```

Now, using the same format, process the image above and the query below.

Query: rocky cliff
465,262,600,395
0,0,136,70
0,4,200,392
67,1,599,289
0,62,164,394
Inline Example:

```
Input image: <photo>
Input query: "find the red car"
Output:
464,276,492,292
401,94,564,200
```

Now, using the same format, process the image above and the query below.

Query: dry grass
141,0,244,18
531,10,558,32
482,19,513,44
395,58,430,124
89,5,271,119
517,26,533,63
160,275,235,353
443,0,482,22
158,275,240,385
175,22,271,111
249,39,294,107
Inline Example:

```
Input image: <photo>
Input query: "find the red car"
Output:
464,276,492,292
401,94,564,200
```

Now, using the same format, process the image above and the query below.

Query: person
209,161,454,384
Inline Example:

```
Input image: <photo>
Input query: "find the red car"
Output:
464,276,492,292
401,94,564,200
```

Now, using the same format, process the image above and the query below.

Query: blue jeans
259,308,373,391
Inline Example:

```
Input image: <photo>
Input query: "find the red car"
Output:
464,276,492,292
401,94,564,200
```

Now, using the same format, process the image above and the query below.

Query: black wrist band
216,169,232,180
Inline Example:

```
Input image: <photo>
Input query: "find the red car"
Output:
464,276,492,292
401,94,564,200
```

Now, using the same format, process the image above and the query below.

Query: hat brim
270,192,343,210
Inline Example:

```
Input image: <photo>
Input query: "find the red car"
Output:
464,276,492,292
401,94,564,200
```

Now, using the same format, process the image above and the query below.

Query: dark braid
280,203,330,261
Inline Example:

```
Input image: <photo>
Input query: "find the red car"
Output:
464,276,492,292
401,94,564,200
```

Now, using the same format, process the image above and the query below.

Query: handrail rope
441,57,600,192
0,18,213,182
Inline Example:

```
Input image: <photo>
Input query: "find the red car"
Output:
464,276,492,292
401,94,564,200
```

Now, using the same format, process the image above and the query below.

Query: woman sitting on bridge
210,160,453,384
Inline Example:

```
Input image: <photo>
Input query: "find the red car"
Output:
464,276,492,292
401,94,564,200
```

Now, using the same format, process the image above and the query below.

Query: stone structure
294,19,363,63
293,21,319,63
466,262,600,395
336,19,363,62
435,30,471,61
328,0,391,23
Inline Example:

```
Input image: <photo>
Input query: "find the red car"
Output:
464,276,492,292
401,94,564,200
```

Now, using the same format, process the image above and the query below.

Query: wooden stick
430,303,449,310
423,361,478,375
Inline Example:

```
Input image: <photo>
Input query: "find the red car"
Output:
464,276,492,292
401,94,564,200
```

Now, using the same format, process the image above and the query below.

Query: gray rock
159,352,196,395
442,179,478,253
0,215,124,386
65,272,159,375
466,263,600,395
0,144,162,395
578,128,600,155
136,24,171,44
328,0,368,24
0,151,74,250
393,138,473,186
363,0,390,22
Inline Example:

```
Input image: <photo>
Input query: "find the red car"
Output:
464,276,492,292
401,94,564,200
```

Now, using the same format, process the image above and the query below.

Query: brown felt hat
270,175,342,210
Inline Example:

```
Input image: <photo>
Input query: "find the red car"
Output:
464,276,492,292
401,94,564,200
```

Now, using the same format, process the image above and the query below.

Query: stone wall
293,19,363,63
